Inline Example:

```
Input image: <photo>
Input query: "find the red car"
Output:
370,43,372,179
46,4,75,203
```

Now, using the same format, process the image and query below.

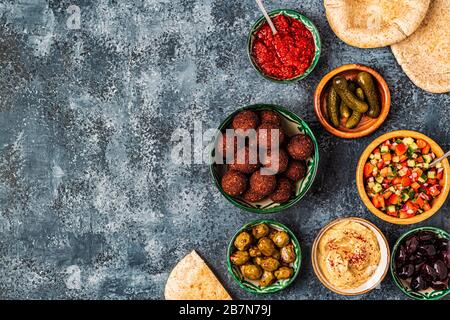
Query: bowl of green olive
227,219,301,294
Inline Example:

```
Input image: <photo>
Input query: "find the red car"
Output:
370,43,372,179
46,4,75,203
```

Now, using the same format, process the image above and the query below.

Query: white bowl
311,217,390,296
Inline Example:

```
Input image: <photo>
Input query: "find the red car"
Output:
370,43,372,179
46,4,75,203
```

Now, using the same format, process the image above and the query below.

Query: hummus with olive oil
318,220,381,290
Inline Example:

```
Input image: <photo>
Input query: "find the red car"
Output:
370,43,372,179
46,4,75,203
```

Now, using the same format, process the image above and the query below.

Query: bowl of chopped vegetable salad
356,130,449,225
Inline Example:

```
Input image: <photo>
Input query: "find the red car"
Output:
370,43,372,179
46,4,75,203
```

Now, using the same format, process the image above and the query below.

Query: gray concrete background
0,0,448,300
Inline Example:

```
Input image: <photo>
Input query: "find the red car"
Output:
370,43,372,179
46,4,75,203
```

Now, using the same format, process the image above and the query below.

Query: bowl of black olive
391,227,450,300
227,219,301,294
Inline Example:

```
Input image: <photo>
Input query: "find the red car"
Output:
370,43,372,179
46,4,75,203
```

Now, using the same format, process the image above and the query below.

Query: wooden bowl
311,217,390,296
314,64,390,139
356,130,450,225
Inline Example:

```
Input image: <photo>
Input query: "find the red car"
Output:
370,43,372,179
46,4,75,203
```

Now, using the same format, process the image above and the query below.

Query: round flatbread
391,0,450,93
324,0,430,48
164,250,232,300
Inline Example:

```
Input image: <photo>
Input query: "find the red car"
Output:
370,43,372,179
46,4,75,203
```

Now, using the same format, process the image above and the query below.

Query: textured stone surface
0,0,448,300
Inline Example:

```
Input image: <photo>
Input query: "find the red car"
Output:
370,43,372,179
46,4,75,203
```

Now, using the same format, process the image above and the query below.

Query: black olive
397,264,414,279
435,238,448,252
433,260,448,281
420,264,438,281
426,254,439,265
430,280,448,291
405,236,419,255
397,244,408,264
441,251,450,268
417,244,436,257
410,274,428,291
418,231,437,243
409,253,425,265
414,262,425,273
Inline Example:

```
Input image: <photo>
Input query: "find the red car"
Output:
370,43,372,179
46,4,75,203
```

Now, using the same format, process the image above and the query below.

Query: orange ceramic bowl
356,130,449,225
314,64,390,139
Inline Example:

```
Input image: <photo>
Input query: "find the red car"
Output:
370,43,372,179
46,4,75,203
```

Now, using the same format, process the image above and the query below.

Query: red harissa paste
252,14,315,79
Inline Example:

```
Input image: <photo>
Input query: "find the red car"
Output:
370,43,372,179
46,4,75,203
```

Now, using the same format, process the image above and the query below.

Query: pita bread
324,0,430,48
164,250,232,300
391,0,450,93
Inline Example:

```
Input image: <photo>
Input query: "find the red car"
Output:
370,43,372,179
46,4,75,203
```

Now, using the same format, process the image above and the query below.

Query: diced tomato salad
364,137,444,218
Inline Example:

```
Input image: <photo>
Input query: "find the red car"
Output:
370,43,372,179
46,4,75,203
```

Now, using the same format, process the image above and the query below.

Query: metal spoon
430,150,450,167
255,0,277,35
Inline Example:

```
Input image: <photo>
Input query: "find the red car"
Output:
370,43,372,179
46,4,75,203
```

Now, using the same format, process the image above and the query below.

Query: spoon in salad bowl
430,150,450,167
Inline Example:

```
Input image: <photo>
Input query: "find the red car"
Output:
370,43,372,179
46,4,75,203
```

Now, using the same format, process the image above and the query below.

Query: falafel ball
221,170,248,196
285,160,306,182
229,147,259,174
257,123,285,150
269,178,293,203
287,134,314,160
249,170,277,196
215,132,237,158
260,149,289,174
260,110,281,126
242,189,265,203
232,110,259,135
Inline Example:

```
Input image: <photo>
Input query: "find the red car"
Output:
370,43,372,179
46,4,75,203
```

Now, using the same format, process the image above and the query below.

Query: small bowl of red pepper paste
248,9,321,82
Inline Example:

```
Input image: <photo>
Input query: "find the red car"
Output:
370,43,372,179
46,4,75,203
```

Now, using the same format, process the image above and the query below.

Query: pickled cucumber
326,85,340,128
339,82,356,118
355,87,365,101
332,76,369,113
340,101,352,118
345,88,364,129
356,72,380,118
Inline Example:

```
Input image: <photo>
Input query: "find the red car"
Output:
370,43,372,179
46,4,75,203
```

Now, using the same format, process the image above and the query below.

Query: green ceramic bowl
210,104,319,214
227,219,302,294
247,9,321,83
391,227,450,300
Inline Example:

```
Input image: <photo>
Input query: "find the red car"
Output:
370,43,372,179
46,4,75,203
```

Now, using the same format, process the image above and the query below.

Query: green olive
234,231,252,251
253,257,263,266
230,250,250,266
268,228,278,241
272,231,290,248
260,257,280,272
274,267,293,280
280,244,296,264
252,224,269,239
259,271,276,287
257,237,276,256
241,264,262,280
249,246,262,258
271,249,281,260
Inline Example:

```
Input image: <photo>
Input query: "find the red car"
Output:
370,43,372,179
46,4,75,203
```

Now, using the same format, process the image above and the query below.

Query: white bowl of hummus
312,217,390,295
